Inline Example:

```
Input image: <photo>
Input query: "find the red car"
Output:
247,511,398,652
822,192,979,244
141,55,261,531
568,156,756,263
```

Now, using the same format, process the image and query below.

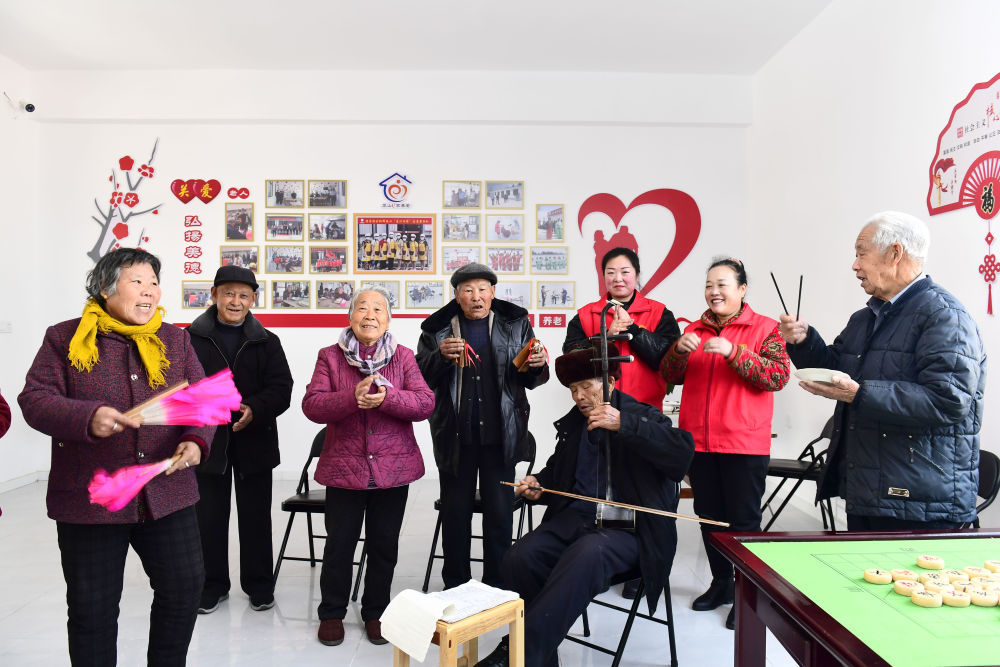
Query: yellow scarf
68,300,170,389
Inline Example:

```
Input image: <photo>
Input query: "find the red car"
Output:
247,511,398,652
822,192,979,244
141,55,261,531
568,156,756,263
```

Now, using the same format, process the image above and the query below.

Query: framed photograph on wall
265,213,304,241
265,179,305,208
225,202,254,241
538,281,575,309
354,214,435,273
442,246,480,273
317,280,354,309
308,179,347,208
271,280,310,308
219,245,259,273
359,280,401,310
181,281,213,309
530,246,569,274
496,280,532,309
309,245,348,273
265,245,304,273
485,180,524,209
405,280,446,309
486,246,525,274
253,282,264,308
486,214,524,243
309,213,346,241
442,214,481,242
442,180,482,208
536,204,564,242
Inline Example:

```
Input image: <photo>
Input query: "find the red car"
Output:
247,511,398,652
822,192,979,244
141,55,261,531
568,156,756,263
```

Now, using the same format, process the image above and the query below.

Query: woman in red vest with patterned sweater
660,257,790,630
563,247,680,408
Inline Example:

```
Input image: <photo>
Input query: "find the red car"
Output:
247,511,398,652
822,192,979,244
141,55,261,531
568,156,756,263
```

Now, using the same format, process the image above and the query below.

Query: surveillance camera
24,103,35,113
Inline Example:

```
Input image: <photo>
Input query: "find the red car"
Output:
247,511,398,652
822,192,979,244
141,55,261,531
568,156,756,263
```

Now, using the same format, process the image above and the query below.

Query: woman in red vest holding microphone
660,257,790,630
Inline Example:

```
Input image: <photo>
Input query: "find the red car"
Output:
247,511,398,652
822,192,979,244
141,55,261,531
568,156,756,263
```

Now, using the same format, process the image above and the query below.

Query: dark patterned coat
19,318,213,524
302,341,434,489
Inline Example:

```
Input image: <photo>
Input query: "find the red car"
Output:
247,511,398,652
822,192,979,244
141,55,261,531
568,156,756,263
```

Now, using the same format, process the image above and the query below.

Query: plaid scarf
338,327,396,388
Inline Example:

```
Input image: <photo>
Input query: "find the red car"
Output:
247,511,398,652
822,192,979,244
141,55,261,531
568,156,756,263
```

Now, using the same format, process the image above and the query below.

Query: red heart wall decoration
170,179,222,204
578,188,701,299
170,179,195,203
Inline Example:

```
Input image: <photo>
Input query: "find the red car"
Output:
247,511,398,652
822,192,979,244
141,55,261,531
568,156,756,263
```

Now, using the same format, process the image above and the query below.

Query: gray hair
85,248,162,307
348,287,393,320
864,211,931,264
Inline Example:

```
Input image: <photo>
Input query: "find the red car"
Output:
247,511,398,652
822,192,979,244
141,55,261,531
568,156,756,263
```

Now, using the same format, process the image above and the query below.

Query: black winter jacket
534,390,694,613
416,298,548,476
787,277,986,523
188,307,294,475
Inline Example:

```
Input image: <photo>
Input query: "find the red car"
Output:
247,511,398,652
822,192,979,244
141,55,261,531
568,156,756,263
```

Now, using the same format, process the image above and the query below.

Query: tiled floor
0,478,819,666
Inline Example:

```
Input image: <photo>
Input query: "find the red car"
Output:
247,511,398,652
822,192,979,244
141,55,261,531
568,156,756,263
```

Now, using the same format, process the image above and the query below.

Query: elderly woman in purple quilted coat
18,248,212,667
303,287,434,648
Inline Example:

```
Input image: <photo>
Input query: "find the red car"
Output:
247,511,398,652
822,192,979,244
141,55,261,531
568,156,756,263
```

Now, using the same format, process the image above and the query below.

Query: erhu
589,298,637,530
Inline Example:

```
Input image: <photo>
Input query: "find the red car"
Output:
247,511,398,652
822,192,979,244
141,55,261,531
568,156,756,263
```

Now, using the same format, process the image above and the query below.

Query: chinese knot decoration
981,218,997,315
88,140,161,262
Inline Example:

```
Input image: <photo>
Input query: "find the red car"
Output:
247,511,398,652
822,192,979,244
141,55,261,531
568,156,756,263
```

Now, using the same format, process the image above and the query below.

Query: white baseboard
0,471,46,494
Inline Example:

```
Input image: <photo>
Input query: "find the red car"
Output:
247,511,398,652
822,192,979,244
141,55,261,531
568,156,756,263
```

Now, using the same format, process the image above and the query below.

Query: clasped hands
355,374,387,409
675,332,734,358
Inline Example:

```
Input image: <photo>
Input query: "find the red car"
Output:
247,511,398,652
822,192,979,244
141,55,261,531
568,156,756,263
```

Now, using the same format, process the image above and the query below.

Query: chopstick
770,272,789,315
796,275,803,320
770,272,803,320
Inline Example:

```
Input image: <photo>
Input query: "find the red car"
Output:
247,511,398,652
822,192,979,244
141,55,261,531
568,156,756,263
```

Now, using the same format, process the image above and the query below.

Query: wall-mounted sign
927,72,1000,314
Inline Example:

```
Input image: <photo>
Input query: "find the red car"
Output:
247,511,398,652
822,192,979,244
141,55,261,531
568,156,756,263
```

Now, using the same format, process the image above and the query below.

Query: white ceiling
0,0,830,74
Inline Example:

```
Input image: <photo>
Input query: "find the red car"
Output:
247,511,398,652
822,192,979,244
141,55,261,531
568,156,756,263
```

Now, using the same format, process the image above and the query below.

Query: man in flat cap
417,263,549,589
187,266,294,614
476,343,694,667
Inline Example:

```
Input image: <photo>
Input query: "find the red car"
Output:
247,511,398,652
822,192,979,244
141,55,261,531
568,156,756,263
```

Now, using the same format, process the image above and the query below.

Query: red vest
578,290,668,408
676,304,777,455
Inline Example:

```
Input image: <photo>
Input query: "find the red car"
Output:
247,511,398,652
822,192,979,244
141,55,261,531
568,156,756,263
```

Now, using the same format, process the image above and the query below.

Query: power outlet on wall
0,321,12,334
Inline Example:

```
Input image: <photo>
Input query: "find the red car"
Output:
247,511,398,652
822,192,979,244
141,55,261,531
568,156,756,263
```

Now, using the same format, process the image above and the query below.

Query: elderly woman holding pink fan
19,248,213,667
303,287,434,648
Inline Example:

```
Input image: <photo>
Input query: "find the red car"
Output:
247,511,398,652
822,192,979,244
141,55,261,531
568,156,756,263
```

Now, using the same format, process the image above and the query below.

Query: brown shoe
365,619,388,645
318,619,345,646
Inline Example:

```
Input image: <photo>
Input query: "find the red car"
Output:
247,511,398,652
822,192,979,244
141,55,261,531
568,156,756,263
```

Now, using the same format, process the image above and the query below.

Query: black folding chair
761,417,836,531
421,432,537,592
962,449,1000,529
568,573,678,667
273,427,366,601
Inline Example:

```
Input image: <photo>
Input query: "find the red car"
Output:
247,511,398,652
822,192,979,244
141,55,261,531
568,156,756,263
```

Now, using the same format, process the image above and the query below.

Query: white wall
749,1,1000,480
0,54,40,490
0,69,750,485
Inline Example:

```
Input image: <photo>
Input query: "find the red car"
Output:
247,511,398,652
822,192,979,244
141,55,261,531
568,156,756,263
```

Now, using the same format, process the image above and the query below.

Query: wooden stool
392,598,524,667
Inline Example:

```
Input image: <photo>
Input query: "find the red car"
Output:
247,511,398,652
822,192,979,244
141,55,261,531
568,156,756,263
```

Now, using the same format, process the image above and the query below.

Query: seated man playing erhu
476,343,694,667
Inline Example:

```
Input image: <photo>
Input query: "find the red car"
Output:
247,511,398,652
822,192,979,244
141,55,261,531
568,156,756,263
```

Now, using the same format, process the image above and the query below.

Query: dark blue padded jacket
787,276,986,523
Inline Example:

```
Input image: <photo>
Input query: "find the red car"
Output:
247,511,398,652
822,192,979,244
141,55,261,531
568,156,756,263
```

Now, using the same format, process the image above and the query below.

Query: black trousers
318,484,409,621
56,506,204,667
688,451,770,581
195,468,274,600
439,442,513,588
846,514,963,531
502,509,639,667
